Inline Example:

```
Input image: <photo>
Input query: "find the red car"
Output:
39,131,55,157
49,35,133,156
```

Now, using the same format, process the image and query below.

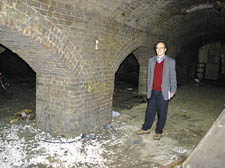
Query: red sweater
152,60,164,91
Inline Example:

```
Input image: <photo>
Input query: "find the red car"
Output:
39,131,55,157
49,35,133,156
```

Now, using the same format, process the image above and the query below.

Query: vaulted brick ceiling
56,0,225,46
156,0,225,45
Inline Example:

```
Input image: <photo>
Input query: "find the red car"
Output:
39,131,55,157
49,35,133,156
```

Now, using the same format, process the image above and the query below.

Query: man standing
136,41,177,140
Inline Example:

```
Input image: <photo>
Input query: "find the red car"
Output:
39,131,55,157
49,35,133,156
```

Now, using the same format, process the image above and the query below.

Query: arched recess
113,52,140,109
112,39,148,74
112,36,151,97
115,54,140,86
112,43,155,112
0,44,36,121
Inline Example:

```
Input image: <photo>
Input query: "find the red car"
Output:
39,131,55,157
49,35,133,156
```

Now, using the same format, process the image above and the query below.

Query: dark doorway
113,53,144,110
0,44,36,122
115,53,139,87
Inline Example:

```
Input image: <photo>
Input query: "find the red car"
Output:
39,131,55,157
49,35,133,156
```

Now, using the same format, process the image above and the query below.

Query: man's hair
154,41,168,50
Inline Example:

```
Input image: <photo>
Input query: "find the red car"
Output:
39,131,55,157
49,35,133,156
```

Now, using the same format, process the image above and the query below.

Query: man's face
156,42,167,57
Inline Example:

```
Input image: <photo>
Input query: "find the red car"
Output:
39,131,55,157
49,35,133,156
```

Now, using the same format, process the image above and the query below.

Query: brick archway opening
113,52,142,110
0,44,36,121
0,23,76,136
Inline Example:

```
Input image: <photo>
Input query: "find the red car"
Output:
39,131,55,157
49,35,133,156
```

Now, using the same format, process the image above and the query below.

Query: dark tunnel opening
115,53,139,87
175,33,225,86
0,44,36,122
113,53,145,110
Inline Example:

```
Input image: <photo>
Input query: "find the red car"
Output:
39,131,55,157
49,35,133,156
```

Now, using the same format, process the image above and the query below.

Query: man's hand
170,92,175,99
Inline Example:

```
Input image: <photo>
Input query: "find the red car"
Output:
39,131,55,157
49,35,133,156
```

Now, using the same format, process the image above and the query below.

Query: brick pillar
36,73,112,137
133,47,153,96
138,63,148,95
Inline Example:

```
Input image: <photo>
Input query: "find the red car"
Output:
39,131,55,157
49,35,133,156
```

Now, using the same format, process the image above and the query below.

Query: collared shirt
157,55,166,63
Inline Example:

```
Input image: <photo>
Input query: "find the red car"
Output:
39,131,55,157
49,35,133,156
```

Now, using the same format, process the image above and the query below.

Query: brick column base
36,73,112,137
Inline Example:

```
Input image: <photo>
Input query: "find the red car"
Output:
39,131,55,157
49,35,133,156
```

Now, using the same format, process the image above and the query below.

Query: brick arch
0,2,87,137
0,1,81,75
113,39,148,74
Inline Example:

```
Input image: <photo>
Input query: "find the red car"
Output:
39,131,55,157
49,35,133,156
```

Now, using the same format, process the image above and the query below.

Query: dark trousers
142,90,168,134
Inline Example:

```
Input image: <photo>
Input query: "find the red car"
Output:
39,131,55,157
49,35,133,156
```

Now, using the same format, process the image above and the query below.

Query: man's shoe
136,129,151,135
153,133,162,140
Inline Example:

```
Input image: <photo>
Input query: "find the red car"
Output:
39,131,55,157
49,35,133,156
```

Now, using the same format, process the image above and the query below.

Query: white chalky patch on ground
0,121,131,168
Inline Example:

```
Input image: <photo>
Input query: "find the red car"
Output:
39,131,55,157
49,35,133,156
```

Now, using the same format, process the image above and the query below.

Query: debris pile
10,109,35,123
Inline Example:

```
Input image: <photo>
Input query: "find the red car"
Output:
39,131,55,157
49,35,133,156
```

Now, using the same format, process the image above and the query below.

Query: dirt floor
0,78,225,168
